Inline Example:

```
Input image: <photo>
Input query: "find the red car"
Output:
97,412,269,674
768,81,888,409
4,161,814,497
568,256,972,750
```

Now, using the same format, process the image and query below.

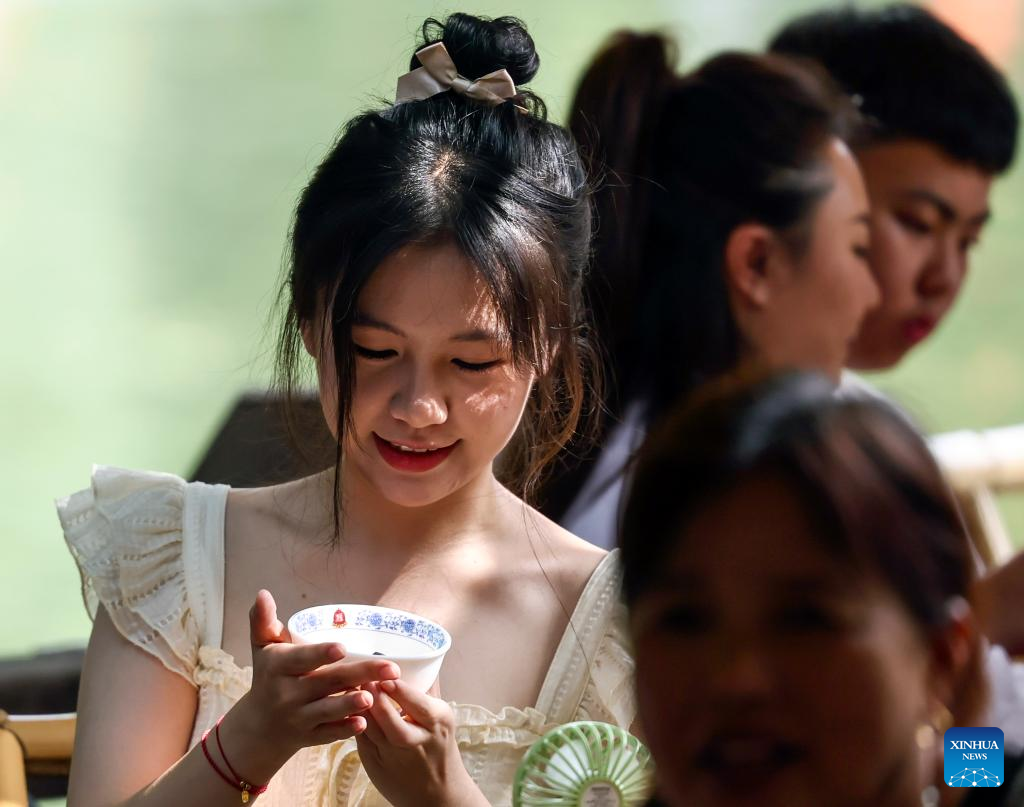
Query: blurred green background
1,0,1022,670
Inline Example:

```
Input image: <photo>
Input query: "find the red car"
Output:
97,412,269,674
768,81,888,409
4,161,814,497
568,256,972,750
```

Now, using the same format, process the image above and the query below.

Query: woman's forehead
671,476,841,572
356,243,504,336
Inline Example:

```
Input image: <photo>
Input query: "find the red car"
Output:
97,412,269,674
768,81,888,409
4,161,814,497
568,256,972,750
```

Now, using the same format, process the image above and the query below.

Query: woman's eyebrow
352,312,405,336
771,572,857,597
904,189,991,226
646,571,704,592
352,313,500,343
450,328,500,343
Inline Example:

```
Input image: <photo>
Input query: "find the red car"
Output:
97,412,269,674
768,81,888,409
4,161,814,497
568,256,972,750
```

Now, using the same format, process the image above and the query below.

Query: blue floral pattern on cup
291,605,448,652
353,609,447,650
293,610,321,636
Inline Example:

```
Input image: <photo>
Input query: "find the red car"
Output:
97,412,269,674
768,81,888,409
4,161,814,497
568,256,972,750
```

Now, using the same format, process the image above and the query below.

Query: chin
847,350,907,372
372,477,460,509
847,320,921,371
670,778,818,807
847,339,909,372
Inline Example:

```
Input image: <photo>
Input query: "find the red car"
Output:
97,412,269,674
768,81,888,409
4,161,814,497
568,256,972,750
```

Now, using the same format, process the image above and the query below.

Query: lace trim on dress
57,466,201,682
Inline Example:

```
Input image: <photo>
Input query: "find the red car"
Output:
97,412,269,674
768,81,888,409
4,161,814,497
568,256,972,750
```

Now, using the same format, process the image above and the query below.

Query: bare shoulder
500,488,609,605
534,507,607,572
225,472,333,552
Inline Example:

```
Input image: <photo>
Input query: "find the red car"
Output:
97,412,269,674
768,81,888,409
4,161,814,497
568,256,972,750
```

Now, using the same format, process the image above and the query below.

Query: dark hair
621,370,986,724
539,36,859,519
274,13,597,525
769,3,1019,174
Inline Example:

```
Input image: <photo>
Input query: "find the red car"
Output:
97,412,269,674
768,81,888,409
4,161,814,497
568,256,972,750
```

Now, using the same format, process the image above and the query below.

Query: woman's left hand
355,678,487,807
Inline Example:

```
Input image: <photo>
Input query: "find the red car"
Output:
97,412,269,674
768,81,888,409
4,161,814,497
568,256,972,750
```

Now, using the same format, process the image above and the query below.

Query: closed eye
896,213,933,236
656,605,712,634
452,358,503,373
354,345,397,360
776,605,840,633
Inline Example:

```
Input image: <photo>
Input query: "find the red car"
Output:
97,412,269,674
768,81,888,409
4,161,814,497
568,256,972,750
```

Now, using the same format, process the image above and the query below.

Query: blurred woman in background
770,2,1024,660
540,35,878,545
770,2,1018,373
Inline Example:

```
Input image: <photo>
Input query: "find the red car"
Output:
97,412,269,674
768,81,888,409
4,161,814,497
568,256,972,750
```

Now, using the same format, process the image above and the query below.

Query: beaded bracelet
200,715,269,804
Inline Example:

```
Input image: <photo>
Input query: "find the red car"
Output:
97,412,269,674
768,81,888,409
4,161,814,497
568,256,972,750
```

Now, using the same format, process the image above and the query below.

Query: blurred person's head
770,3,1019,370
276,13,597,517
570,39,878,422
621,371,985,807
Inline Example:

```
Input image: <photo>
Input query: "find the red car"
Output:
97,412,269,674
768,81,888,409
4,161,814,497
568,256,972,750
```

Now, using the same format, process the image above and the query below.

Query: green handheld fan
513,721,654,807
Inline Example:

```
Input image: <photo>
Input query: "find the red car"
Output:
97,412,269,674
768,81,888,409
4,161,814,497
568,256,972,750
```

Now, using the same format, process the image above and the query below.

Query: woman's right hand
216,590,401,781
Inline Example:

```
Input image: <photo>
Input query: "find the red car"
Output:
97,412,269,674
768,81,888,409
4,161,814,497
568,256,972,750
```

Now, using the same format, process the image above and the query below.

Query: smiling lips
695,734,803,793
903,316,936,346
373,433,458,472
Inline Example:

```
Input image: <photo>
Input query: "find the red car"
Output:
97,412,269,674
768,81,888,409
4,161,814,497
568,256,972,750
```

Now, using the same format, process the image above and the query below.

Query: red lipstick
373,433,457,473
903,317,935,346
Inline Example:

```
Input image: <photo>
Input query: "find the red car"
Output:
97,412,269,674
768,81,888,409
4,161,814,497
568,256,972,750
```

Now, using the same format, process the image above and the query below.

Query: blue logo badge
944,727,1004,788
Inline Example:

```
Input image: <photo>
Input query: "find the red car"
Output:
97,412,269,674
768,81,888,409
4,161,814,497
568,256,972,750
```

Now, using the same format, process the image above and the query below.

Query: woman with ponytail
541,35,879,544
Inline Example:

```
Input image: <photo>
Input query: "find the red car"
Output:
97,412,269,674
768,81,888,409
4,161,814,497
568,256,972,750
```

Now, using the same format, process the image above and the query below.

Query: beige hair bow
395,42,521,108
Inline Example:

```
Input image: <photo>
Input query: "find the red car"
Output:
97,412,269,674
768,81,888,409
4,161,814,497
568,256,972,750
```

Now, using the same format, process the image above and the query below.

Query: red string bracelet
200,716,269,804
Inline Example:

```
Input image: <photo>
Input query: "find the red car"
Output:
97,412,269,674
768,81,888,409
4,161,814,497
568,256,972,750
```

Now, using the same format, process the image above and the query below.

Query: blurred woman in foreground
620,371,1024,806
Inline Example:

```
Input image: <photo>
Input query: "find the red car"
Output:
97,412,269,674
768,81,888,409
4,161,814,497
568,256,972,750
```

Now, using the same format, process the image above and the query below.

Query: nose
388,361,448,429
710,634,774,703
917,236,964,302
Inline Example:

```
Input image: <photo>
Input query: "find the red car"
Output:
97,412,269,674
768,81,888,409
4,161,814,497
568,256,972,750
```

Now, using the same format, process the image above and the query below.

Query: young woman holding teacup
58,13,632,806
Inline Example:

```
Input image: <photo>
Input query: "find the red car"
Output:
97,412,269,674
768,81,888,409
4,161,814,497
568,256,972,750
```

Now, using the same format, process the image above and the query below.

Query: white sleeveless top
58,466,635,806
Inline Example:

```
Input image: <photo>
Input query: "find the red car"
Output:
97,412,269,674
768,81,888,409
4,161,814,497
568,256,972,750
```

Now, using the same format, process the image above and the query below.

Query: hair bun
416,13,540,87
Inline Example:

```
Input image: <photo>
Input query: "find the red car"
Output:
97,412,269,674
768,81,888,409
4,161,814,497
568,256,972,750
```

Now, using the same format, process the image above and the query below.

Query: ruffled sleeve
56,465,202,684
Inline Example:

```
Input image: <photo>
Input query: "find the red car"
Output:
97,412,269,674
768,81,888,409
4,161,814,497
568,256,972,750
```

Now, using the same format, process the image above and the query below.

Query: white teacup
287,603,452,692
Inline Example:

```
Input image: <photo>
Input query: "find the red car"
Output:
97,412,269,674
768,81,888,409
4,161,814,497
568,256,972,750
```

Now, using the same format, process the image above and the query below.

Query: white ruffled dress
58,466,636,806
